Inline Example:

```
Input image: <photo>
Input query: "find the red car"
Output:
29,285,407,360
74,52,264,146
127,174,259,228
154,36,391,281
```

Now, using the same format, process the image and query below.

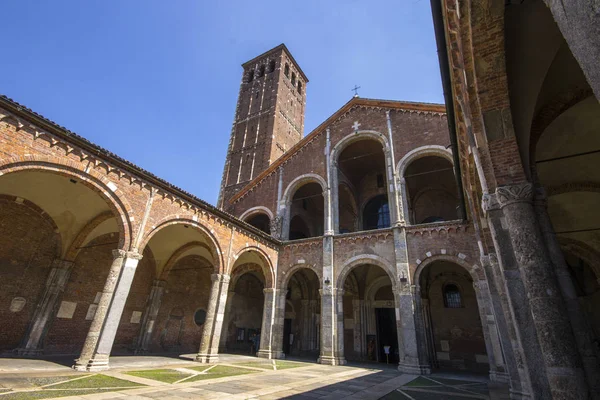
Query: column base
195,353,220,363
318,355,347,365
73,355,110,372
397,362,430,375
257,350,285,359
15,348,44,357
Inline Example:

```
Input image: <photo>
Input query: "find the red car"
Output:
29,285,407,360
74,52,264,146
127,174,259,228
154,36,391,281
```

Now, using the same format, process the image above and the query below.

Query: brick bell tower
217,44,308,209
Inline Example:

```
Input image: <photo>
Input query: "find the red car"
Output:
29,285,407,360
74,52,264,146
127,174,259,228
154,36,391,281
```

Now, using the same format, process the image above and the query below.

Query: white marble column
318,286,346,365
196,274,230,363
73,250,142,371
135,279,166,354
18,260,73,356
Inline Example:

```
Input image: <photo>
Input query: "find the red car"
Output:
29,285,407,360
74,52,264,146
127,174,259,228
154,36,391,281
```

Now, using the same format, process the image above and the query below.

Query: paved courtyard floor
0,354,510,399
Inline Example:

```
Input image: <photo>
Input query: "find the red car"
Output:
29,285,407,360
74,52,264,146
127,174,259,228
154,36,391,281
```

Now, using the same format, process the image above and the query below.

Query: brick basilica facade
1,1,599,398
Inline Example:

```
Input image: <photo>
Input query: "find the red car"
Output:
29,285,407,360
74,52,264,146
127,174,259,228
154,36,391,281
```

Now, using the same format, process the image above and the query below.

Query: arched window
443,284,462,308
258,65,265,77
362,195,390,230
297,81,303,94
284,63,290,78
248,69,254,82
291,72,296,86
269,60,276,73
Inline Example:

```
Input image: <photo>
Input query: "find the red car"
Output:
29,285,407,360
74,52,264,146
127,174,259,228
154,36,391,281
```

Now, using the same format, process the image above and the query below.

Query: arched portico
280,174,327,241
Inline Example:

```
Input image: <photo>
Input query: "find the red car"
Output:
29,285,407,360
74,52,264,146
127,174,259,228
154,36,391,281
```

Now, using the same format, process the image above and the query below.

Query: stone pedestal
134,279,166,354
196,274,230,363
318,287,346,365
17,260,73,356
73,250,142,371
257,288,285,359
483,183,588,399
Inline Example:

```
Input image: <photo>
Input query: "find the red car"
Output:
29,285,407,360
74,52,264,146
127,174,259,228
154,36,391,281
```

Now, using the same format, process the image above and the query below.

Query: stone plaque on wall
10,297,26,312
94,292,102,304
130,311,142,324
57,301,77,319
440,340,450,352
85,304,97,320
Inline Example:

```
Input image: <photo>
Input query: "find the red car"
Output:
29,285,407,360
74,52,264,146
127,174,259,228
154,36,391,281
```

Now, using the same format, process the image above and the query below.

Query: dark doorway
376,308,398,364
283,318,292,355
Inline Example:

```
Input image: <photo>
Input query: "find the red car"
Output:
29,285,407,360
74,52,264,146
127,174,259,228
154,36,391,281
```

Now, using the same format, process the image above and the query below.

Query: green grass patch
49,374,142,389
188,365,214,373
232,361,274,369
26,375,86,387
0,389,115,399
185,365,258,382
274,360,306,369
126,369,192,384
404,376,440,387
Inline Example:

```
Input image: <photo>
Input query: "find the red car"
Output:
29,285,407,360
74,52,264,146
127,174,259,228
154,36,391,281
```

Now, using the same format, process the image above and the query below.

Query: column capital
482,183,533,212
51,259,74,270
151,279,167,288
211,273,231,283
263,287,282,294
112,249,143,260
320,287,344,296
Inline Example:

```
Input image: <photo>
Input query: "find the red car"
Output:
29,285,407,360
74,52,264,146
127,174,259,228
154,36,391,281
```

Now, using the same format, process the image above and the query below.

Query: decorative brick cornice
405,221,470,236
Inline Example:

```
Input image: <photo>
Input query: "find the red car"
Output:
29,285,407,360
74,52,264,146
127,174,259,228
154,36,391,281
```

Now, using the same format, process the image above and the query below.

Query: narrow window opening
269,60,276,73
376,174,384,188
297,81,303,94
443,284,462,308
284,63,290,78
291,72,296,86
258,65,265,77
248,69,254,82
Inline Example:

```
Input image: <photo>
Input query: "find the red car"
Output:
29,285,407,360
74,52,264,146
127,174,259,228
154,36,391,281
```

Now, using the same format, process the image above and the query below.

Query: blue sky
1,1,443,205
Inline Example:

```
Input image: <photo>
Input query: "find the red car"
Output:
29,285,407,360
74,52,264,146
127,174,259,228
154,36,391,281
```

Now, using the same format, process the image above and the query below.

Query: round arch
336,254,397,290
281,174,327,241
413,254,481,285
139,218,224,274
330,130,390,162
396,145,453,178
0,157,133,251
231,246,275,289
240,206,274,221
365,275,395,301
281,265,323,292
159,241,215,280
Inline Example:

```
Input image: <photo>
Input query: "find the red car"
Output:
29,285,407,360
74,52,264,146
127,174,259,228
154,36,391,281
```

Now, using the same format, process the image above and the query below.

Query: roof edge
242,43,309,83
228,97,446,203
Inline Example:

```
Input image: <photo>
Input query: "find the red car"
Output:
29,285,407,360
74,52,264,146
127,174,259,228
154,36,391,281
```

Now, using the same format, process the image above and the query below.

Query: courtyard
0,354,509,400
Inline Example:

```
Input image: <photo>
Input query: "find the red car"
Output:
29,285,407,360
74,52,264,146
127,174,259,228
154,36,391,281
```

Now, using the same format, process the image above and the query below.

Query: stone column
18,260,73,356
73,250,142,371
318,286,345,365
135,279,166,354
352,298,364,358
413,287,433,372
472,280,508,383
257,288,284,359
483,183,588,399
300,299,310,352
196,274,230,363
533,188,600,397
480,254,529,399
392,227,429,374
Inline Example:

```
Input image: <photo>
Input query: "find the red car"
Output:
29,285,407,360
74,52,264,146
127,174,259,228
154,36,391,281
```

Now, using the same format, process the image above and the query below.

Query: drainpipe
430,0,467,222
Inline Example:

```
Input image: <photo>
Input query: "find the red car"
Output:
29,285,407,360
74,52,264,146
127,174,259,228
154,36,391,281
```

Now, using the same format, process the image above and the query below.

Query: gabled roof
242,43,309,83
228,97,446,204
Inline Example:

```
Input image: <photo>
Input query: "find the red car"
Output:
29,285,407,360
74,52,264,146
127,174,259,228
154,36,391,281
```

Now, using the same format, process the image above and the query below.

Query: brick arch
0,156,133,251
558,237,600,281
64,211,114,262
160,241,215,280
336,254,397,290
396,145,453,179
239,206,274,221
330,130,390,162
413,253,482,285
231,246,275,289
0,194,62,259
281,173,327,241
138,218,224,274
280,264,322,292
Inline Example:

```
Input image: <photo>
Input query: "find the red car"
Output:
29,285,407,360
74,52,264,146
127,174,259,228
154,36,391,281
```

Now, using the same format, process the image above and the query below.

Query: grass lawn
49,374,142,389
186,365,258,382
126,369,192,384
25,376,86,387
404,376,440,387
0,389,117,399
